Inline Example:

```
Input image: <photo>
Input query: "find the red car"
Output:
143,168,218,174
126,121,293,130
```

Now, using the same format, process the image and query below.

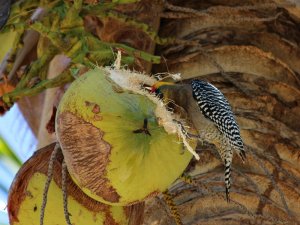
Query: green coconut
55,68,196,206
7,143,134,225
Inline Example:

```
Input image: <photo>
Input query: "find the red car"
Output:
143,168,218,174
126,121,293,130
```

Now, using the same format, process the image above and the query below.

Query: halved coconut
55,68,196,206
7,143,136,225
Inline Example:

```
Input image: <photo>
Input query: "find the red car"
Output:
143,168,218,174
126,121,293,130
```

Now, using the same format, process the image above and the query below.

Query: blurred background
0,105,37,225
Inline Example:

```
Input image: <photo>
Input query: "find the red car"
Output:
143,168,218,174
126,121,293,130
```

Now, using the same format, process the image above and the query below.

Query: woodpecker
152,80,246,201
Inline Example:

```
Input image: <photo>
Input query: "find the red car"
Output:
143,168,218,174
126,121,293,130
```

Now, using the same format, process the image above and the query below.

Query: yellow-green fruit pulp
8,143,130,225
55,68,194,206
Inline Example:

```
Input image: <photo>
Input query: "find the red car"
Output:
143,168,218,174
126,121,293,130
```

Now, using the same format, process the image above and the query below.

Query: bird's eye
155,89,164,99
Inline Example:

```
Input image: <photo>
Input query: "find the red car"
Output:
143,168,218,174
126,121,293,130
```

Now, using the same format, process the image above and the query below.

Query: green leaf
0,31,17,63
0,137,22,166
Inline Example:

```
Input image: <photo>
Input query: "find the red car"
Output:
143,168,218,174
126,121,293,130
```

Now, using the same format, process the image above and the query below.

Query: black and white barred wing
191,80,246,161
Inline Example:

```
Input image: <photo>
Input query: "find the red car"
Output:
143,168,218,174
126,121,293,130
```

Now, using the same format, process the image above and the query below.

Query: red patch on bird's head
150,86,157,93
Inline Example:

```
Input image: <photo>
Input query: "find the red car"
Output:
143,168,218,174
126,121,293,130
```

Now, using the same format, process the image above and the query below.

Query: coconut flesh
55,67,198,206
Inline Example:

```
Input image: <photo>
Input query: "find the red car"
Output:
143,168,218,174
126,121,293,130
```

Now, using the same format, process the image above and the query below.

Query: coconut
7,143,137,225
55,68,197,206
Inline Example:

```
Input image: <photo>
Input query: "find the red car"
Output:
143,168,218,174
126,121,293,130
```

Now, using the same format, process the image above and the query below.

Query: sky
0,104,37,224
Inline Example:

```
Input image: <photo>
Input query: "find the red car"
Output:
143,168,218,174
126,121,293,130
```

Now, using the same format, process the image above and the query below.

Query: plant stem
2,69,73,105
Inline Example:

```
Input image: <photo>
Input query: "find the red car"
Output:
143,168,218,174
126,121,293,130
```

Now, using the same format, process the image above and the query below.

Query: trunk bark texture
143,1,300,224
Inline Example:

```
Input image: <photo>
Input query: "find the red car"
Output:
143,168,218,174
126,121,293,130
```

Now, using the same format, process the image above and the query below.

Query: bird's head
150,81,175,97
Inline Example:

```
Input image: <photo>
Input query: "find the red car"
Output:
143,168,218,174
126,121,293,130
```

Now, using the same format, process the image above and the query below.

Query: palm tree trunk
143,1,300,224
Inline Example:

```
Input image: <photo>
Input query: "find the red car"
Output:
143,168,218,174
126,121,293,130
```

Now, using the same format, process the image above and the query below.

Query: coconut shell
7,143,139,225
55,68,195,206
